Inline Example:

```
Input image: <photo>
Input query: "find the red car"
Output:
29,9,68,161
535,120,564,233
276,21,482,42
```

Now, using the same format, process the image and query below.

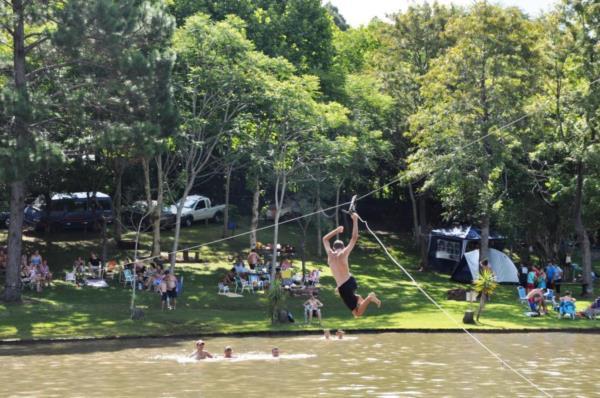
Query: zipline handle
341,195,357,215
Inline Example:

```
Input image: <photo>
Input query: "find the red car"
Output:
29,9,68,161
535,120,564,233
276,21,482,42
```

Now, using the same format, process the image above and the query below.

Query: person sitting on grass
280,257,293,271
303,294,323,325
526,288,547,315
39,260,52,287
581,297,600,319
189,340,213,360
222,267,236,285
88,252,102,278
307,269,320,286
24,264,44,293
234,256,249,276
30,250,42,267
322,212,381,318
560,290,576,304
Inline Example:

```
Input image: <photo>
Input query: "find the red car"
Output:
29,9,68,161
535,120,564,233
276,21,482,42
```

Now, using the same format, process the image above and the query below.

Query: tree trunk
574,161,593,297
335,181,342,238
2,181,25,302
250,179,260,248
113,159,125,241
152,155,163,257
3,1,28,303
476,292,486,322
480,214,490,261
271,174,286,284
301,235,306,284
222,165,232,238
316,181,322,257
408,183,419,246
418,194,428,270
101,216,108,263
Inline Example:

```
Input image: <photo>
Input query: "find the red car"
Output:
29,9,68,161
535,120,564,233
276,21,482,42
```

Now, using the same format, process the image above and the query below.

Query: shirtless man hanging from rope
323,212,381,318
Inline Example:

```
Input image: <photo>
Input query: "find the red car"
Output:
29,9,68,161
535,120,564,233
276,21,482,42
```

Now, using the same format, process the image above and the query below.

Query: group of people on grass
526,288,600,319
221,247,320,290
125,258,179,311
523,261,563,294
71,252,104,282
20,250,52,292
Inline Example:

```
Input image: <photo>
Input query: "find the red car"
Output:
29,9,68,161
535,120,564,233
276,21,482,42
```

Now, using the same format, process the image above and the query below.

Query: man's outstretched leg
352,292,381,318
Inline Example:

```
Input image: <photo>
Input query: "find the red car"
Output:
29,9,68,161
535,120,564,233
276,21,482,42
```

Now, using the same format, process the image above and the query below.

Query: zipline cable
123,68,600,398
354,211,553,398
131,76,600,266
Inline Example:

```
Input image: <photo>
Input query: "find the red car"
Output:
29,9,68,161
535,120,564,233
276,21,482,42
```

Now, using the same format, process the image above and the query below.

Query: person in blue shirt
527,267,536,293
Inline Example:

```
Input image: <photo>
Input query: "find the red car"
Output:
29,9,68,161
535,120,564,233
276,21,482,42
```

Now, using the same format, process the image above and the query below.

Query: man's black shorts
167,288,177,299
338,276,358,311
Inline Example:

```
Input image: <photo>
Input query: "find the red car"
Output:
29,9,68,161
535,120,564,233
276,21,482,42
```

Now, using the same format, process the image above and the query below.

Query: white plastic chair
218,282,230,294
122,269,135,288
65,271,77,284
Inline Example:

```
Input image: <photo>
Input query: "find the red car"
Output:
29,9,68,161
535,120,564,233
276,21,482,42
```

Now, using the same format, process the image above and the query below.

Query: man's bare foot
368,292,381,308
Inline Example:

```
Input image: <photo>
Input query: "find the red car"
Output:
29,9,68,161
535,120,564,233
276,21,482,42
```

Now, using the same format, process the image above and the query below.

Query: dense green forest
0,0,598,302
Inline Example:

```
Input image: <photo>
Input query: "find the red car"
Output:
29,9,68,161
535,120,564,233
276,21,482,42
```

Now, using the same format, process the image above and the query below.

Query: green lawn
1,220,599,341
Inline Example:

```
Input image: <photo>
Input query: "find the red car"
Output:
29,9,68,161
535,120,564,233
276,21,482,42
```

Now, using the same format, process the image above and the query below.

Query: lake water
0,332,597,398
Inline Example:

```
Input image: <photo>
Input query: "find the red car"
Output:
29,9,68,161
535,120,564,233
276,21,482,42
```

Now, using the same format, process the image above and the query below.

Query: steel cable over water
126,72,600,398
355,212,553,398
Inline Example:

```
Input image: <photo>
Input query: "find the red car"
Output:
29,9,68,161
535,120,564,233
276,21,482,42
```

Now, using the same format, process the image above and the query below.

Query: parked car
264,200,301,220
170,195,225,227
21,192,113,231
122,201,176,231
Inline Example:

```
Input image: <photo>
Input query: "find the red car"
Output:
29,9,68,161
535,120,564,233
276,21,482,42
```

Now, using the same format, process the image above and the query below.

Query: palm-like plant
474,269,498,322
267,280,287,323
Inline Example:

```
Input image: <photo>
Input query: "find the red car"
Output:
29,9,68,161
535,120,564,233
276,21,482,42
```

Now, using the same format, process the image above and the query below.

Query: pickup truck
171,195,225,227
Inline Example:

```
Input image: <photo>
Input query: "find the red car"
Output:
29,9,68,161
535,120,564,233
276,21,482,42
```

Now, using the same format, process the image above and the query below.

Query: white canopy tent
451,248,519,283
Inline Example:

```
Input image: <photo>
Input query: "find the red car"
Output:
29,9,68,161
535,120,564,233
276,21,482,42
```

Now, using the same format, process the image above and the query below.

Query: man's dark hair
333,240,344,250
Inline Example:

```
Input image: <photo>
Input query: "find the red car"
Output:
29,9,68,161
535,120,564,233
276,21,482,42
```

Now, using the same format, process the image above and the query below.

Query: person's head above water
332,240,345,251
271,347,279,357
224,346,233,358
195,340,205,349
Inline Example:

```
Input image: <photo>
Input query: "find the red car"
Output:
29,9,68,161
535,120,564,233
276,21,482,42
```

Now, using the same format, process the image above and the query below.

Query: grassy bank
1,221,599,341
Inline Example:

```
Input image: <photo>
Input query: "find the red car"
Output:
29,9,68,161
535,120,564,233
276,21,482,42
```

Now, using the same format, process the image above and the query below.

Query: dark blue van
24,192,113,231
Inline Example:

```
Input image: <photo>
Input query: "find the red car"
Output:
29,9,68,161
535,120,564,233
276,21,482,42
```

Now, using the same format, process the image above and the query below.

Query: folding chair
517,286,528,306
248,274,264,291
122,269,135,288
235,276,253,294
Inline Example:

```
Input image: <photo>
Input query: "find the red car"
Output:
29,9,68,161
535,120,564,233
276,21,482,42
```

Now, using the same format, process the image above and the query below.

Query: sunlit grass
0,221,599,340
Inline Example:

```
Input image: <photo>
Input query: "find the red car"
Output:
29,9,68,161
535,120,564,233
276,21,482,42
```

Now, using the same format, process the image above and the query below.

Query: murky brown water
0,333,597,398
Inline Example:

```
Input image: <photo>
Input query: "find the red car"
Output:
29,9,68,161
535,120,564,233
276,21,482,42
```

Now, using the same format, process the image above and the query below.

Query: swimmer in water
336,329,345,340
224,346,234,359
322,212,381,318
271,347,280,357
189,340,213,360
323,329,331,340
